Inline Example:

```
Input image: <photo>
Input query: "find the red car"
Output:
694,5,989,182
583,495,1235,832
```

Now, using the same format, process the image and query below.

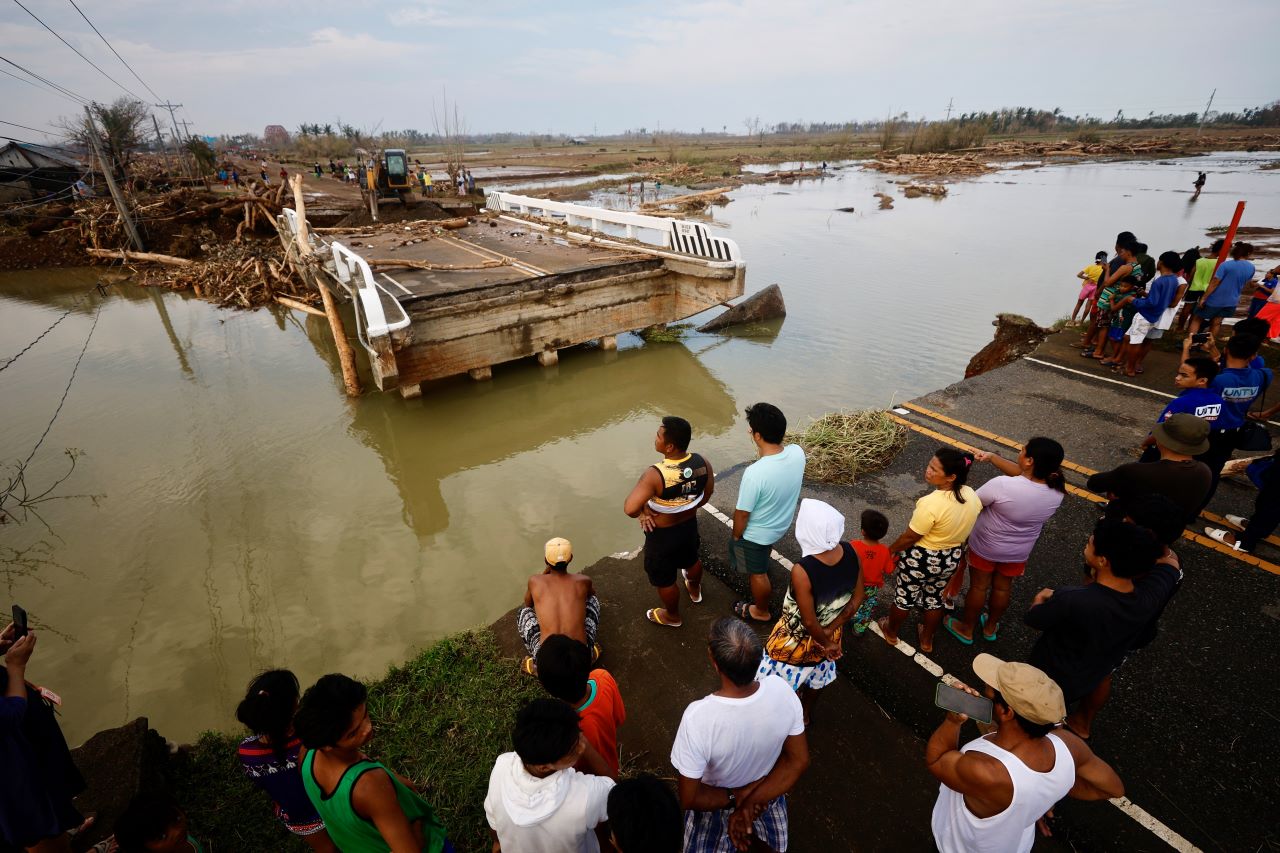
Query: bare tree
59,98,150,174
432,87,469,181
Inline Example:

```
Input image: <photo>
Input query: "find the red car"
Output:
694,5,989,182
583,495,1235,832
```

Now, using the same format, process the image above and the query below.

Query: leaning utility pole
85,106,145,252
1198,89,1216,135
945,97,954,121
151,114,177,177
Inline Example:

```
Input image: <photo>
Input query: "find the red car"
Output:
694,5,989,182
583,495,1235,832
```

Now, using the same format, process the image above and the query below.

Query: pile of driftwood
902,183,948,198
865,154,993,177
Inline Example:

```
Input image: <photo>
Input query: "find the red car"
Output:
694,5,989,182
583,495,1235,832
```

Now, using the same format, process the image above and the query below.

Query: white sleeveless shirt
931,732,1075,853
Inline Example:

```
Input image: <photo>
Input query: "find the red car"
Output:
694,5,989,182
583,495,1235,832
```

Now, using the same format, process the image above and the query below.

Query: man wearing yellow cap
928,654,1124,853
518,537,600,673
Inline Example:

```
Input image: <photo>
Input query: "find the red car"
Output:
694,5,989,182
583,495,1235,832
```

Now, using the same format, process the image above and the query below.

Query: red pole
1215,200,1246,273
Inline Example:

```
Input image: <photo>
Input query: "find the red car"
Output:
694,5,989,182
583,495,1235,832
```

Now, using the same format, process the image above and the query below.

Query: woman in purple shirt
944,438,1066,644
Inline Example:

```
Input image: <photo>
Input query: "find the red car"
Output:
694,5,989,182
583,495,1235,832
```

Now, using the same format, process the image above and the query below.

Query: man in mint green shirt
732,402,806,622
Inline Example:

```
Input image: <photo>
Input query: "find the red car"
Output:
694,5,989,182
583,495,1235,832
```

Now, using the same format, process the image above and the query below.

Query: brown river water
2,152,1277,742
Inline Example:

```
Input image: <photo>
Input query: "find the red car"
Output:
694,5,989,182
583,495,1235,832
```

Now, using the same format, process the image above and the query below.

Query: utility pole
85,106,145,252
945,97,954,121
1198,88,1216,135
151,114,176,177
177,118,194,142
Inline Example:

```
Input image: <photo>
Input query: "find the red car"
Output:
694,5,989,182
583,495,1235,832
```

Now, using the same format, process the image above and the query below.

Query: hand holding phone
936,682,993,724
11,605,27,641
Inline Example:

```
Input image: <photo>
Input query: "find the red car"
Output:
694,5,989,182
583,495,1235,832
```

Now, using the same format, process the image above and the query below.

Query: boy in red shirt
848,509,893,635
536,634,626,778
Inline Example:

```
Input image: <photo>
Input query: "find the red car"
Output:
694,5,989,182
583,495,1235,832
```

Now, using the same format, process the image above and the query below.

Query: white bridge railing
280,208,410,341
486,192,742,264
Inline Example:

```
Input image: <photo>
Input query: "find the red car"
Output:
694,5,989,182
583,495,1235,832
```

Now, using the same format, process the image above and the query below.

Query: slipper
591,643,602,663
732,600,770,623
1204,527,1242,550
943,616,973,646
646,608,682,628
1136,366,1145,374
980,613,999,641
1224,514,1249,530
1098,359,1118,366
682,569,703,604
1079,349,1095,358
521,656,537,676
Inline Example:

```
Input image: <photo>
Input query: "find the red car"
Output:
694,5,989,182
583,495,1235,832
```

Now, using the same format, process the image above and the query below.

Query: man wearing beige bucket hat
928,654,1124,853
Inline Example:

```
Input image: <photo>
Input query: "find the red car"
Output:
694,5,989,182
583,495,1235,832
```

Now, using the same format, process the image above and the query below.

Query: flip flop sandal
646,608,682,627
1079,349,1095,357
1204,528,1243,550
943,616,973,645
1225,514,1249,530
980,613,999,641
521,656,537,676
732,600,770,623
682,569,703,604
591,643,602,663
1099,359,1118,366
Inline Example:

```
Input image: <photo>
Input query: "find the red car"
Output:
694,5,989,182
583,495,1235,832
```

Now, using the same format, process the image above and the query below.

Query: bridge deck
322,220,649,304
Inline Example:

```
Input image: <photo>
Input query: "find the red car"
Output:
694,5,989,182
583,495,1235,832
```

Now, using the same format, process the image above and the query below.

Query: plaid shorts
517,595,600,657
684,795,788,852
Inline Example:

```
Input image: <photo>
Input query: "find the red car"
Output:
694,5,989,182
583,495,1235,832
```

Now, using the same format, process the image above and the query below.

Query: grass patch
173,629,542,853
787,410,908,485
638,322,693,343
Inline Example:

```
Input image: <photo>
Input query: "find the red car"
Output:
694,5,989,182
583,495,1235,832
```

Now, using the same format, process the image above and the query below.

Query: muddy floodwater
3,152,1278,743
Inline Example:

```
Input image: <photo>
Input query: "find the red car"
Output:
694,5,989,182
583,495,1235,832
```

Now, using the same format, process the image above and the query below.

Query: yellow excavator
358,148,414,205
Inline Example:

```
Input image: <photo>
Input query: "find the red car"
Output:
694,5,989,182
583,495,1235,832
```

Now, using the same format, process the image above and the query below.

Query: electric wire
0,64,84,105
0,54,89,104
9,0,146,102
66,0,163,103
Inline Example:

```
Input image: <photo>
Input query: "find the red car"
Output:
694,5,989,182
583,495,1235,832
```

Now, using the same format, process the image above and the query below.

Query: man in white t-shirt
486,698,616,853
670,617,809,852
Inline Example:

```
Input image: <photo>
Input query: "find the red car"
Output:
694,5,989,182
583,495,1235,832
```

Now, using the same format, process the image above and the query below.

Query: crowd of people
2,224,1272,851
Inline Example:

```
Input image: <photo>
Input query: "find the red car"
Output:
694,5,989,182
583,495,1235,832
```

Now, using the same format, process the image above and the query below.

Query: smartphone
935,682,993,724
11,604,28,640
1192,331,1210,344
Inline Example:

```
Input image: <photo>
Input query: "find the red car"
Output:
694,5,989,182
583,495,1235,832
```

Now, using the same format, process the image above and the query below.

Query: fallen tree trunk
275,295,325,316
86,248,193,267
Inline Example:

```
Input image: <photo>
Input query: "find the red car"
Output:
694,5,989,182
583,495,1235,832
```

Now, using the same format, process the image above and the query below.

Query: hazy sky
1,0,1277,142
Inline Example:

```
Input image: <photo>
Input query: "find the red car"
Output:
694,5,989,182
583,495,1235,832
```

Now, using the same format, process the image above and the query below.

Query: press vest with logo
647,452,708,513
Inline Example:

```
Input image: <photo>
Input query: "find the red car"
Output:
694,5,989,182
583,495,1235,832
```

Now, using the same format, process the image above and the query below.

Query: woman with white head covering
756,498,866,724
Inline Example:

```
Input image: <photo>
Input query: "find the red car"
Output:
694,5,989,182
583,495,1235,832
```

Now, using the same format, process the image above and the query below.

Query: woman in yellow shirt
878,448,982,653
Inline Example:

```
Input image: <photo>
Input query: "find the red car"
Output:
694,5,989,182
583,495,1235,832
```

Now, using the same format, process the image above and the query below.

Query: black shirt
1086,459,1212,525
1024,562,1180,702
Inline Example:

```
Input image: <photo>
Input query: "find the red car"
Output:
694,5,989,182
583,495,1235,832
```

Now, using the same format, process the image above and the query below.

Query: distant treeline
215,102,1279,152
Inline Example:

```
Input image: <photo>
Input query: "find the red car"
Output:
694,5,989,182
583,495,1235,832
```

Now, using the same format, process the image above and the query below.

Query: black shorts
1183,289,1204,305
643,519,700,587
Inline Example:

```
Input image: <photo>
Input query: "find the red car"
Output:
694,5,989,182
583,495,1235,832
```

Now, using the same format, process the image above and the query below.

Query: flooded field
2,152,1277,742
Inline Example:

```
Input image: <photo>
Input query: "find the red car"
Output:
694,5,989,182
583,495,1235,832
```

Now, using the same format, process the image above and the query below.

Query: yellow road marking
902,401,1280,550
887,413,1280,577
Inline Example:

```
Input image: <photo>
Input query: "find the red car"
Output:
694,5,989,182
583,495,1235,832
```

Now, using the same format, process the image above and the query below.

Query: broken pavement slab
696,283,786,332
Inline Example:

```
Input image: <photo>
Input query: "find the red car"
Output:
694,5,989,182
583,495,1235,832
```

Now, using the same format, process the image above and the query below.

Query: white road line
1024,355,1280,429
379,272,413,295
698,502,1203,852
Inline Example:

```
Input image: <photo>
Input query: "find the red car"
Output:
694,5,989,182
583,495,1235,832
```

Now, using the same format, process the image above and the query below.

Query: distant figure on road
313,162,322,178
879,448,981,653
928,655,1123,852
671,617,809,853
1193,171,1207,196
730,403,805,624
624,416,714,628
757,498,865,725
517,537,600,671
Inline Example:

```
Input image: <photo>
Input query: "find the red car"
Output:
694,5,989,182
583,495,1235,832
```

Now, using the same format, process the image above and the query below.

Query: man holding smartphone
927,654,1124,853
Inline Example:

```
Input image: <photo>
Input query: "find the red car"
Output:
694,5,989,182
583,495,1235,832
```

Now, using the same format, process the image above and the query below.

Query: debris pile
865,153,993,177
901,183,949,198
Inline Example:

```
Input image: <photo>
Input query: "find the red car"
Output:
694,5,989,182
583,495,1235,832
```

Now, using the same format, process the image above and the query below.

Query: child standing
1071,251,1108,324
1099,279,1139,367
848,509,892,635
1248,268,1278,318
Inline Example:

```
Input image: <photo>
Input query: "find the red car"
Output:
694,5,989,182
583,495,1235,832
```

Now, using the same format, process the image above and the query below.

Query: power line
0,54,89,104
0,64,83,104
0,118,72,140
9,0,146,102
65,0,163,102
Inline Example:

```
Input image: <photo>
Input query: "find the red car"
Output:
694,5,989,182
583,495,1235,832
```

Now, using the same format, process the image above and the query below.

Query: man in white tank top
928,655,1125,853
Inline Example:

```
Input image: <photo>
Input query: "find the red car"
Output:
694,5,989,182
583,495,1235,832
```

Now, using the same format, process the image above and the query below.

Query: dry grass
787,410,908,485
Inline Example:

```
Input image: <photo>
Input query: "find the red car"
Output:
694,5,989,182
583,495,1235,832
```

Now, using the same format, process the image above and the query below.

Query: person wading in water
624,416,715,627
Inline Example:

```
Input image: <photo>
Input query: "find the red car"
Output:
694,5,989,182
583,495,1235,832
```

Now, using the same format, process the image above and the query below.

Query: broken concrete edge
965,312,1053,378
696,282,787,332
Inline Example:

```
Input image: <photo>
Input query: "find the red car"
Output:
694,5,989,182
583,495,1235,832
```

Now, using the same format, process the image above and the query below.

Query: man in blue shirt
1121,251,1185,376
1192,332,1272,509
1139,356,1222,462
1192,242,1257,343
731,403,806,622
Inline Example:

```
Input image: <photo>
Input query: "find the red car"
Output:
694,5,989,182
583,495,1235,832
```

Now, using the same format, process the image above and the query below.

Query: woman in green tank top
295,675,451,853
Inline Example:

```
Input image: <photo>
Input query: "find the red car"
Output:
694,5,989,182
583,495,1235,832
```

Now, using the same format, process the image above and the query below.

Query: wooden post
292,175,361,397
85,106,145,252
1214,200,1246,273
468,366,493,381
537,349,559,367
599,335,618,351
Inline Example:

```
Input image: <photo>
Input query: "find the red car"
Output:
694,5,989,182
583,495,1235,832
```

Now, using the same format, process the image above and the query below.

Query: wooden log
293,183,360,397
86,248,193,266
275,295,325,316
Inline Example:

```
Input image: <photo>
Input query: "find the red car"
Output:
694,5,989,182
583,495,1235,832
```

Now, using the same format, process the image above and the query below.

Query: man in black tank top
624,416,715,628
